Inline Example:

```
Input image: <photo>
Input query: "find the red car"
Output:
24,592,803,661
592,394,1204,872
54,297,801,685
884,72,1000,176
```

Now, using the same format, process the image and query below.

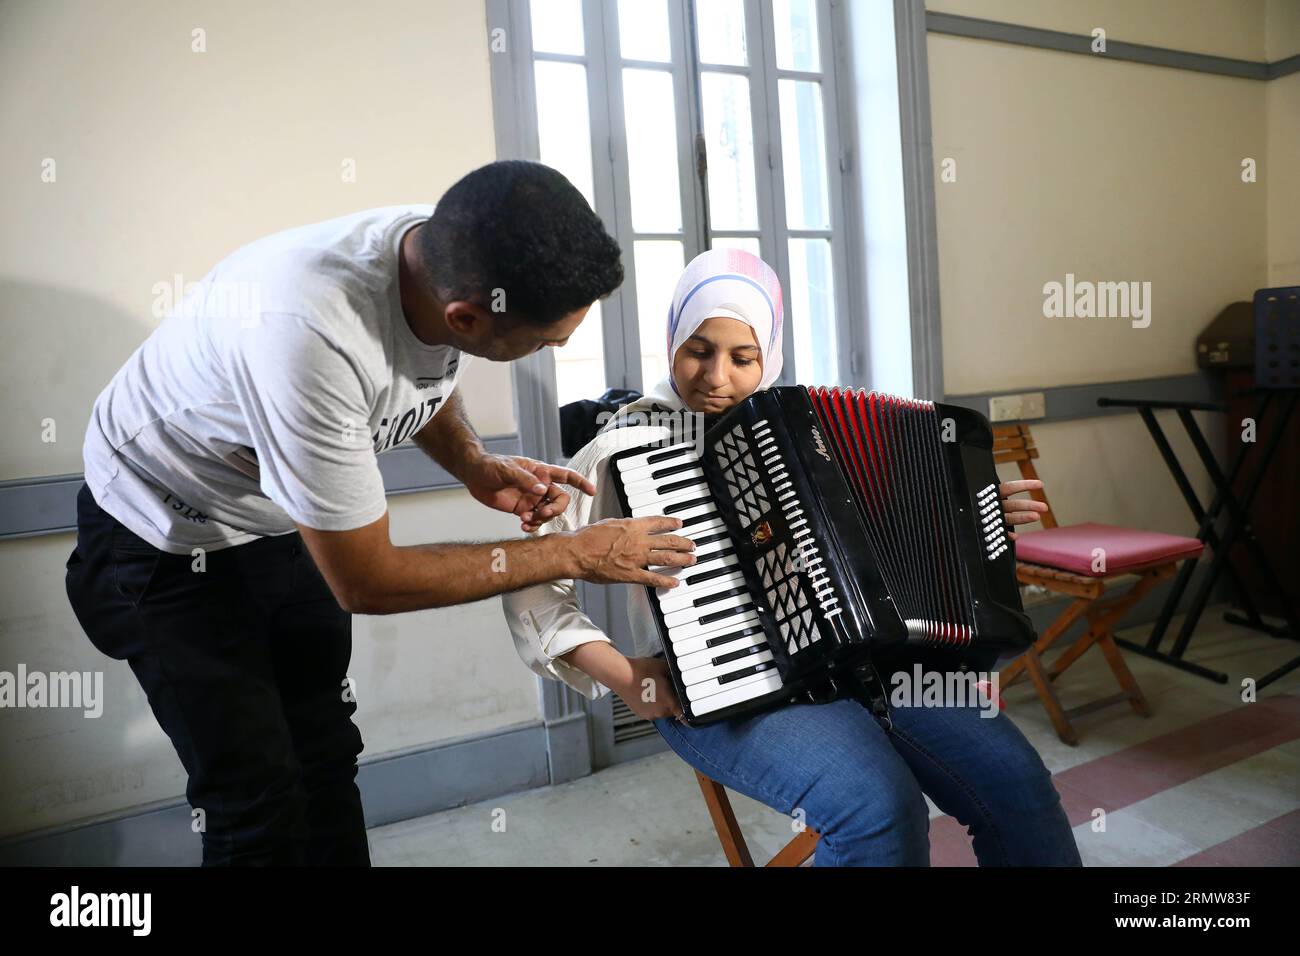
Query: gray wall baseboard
542,711,594,785
0,718,548,867
1270,54,1300,80
943,372,1223,424
359,719,548,830
0,472,85,542
0,434,523,541
926,11,1297,81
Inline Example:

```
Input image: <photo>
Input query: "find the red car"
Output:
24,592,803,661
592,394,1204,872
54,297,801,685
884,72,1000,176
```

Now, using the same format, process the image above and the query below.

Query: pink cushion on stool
1015,522,1204,577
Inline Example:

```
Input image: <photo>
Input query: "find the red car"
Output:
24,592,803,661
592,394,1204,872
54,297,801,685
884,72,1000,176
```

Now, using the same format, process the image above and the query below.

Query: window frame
487,0,941,772
493,0,865,404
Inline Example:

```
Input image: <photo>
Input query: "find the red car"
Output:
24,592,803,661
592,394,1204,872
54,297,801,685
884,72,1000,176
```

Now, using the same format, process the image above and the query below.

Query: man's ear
444,301,487,338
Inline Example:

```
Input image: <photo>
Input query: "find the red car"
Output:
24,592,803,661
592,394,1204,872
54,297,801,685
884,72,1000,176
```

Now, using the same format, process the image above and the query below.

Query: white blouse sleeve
501,451,618,701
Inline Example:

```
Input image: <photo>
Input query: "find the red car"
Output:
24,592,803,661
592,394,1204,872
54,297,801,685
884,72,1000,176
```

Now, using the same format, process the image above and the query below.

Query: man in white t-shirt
64,161,696,866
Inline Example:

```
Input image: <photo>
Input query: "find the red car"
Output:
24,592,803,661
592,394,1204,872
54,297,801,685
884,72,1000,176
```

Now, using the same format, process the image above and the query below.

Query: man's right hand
297,512,696,615
563,516,696,589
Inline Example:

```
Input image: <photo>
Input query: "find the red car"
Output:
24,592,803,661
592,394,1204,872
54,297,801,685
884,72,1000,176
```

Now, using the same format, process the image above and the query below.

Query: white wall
926,5,1269,395
1265,71,1300,285
925,0,1291,531
0,0,539,840
1263,0,1300,283
0,491,540,840
1265,0,1300,285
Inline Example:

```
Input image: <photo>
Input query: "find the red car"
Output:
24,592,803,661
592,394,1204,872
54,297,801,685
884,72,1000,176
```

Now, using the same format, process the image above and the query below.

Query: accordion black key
609,385,1034,725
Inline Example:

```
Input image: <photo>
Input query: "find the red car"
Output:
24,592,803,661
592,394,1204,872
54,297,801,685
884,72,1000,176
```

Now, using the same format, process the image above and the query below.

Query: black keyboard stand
1095,392,1300,689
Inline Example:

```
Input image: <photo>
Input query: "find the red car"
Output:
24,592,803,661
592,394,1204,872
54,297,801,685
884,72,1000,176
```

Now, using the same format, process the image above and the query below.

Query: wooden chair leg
695,771,821,867
1019,648,1078,745
999,654,1028,688
766,828,819,867
1088,577,1159,720
1047,618,1102,679
1002,597,1091,690
1096,632,1152,717
1020,571,1161,740
1061,574,1158,717
694,771,754,867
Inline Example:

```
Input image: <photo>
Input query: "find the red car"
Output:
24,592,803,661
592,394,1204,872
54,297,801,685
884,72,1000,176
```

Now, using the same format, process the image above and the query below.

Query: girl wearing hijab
504,248,1081,866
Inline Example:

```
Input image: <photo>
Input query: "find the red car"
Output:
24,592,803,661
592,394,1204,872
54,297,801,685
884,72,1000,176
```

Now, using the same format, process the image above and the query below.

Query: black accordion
609,385,1034,725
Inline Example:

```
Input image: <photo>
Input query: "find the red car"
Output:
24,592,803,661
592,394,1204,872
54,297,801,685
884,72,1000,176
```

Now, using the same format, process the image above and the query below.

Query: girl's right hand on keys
621,656,685,721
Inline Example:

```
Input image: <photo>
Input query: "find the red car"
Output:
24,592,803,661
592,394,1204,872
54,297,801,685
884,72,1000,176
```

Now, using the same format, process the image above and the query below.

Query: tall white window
514,0,851,405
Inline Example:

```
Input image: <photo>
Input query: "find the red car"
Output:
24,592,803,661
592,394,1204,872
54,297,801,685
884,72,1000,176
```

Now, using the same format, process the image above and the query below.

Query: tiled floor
368,606,1300,866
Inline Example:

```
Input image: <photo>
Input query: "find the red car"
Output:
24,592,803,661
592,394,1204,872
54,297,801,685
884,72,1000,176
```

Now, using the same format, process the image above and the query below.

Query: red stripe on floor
929,815,977,866
1172,808,1300,866
1053,694,1300,826
928,694,1300,866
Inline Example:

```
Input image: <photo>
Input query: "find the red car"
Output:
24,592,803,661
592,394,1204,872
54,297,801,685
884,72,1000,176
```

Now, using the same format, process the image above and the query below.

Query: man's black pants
65,485,370,866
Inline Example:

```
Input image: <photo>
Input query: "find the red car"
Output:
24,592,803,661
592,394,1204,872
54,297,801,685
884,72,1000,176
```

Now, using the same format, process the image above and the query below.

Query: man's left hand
462,454,597,532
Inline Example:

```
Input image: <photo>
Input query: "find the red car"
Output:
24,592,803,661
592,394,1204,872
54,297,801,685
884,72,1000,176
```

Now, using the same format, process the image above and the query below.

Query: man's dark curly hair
419,161,624,325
